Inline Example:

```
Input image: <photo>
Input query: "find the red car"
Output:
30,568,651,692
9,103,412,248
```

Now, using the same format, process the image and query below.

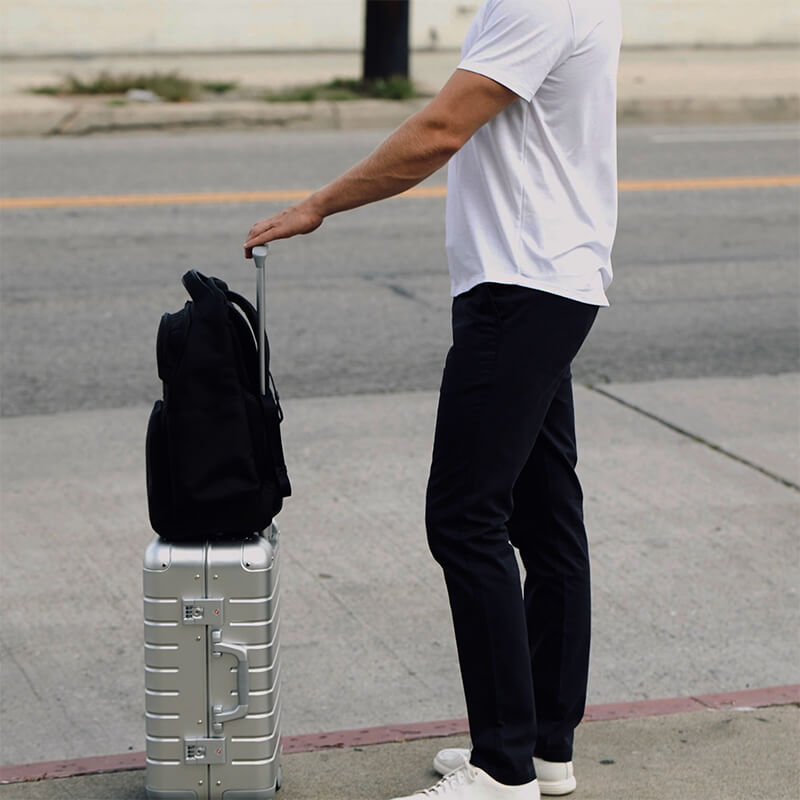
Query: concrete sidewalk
1,47,798,136
2,374,798,782
1,700,798,799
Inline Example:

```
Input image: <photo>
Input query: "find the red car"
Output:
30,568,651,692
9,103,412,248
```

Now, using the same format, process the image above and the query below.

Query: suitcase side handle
211,630,250,731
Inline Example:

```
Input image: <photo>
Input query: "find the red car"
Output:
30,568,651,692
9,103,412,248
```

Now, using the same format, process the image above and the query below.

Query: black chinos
426,282,598,787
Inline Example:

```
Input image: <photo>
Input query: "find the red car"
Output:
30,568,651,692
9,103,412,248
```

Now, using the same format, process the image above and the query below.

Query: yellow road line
619,175,800,192
0,189,312,210
1,175,798,210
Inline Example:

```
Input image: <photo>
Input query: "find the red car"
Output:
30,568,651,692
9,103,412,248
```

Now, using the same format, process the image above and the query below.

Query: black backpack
146,270,291,541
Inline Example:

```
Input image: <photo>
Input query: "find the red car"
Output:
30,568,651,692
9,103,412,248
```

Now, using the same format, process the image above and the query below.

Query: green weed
201,81,238,95
30,71,207,102
264,75,416,103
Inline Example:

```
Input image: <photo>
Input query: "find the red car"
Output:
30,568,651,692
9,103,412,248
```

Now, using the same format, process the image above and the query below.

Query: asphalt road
1,123,798,417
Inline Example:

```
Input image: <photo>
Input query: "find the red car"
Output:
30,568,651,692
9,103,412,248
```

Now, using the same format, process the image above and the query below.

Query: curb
617,95,800,126
1,95,798,137
0,97,430,137
1,684,797,786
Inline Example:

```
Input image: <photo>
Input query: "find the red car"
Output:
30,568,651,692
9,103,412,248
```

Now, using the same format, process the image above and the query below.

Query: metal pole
363,0,410,82
251,244,268,397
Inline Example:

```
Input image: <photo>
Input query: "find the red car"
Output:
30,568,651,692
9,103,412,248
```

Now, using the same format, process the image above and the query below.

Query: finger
244,230,276,256
248,220,272,240
245,220,277,245
244,229,270,250
244,227,281,255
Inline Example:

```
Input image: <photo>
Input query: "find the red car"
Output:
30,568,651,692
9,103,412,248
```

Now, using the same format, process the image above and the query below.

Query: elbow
438,131,465,160
434,125,468,161
417,114,468,162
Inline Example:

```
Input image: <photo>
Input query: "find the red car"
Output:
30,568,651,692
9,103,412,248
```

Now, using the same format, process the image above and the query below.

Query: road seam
585,383,799,492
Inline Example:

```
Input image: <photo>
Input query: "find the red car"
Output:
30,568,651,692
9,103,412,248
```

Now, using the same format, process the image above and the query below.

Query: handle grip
252,244,268,270
211,629,249,731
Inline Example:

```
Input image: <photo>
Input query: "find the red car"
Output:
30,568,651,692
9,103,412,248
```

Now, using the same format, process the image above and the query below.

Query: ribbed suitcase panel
212,708,281,800
206,532,280,800
229,678,281,736
144,595,182,621
225,660,279,695
144,619,182,645
145,710,182,738
144,530,281,800
144,539,211,798
145,641,181,668
240,632,280,669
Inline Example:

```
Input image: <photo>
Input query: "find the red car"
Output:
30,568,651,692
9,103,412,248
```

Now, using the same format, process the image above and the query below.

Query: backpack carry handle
251,245,269,398
182,269,227,305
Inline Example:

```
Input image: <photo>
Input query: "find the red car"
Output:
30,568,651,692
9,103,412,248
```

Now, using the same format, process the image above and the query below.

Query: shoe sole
537,777,576,796
432,755,576,796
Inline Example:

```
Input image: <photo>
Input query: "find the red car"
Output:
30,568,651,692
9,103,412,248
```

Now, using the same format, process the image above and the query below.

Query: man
245,1,622,797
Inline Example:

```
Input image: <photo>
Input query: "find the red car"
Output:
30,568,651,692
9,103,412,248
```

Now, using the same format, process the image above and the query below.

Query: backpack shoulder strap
182,271,277,405
225,289,271,376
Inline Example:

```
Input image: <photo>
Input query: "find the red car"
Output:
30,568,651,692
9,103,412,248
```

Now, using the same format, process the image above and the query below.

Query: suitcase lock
183,738,226,764
182,599,224,625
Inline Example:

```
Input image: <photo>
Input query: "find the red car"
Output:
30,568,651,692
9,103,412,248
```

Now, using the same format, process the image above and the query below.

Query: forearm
302,110,461,220
244,70,517,254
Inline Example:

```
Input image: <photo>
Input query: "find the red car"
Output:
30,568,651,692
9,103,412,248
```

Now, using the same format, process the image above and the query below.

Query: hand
244,201,323,258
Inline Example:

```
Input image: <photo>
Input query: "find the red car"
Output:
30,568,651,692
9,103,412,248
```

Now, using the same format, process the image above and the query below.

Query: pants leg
425,283,597,786
507,374,591,764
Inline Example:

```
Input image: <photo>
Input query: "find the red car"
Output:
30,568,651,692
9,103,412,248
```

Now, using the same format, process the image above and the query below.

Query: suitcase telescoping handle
211,629,250,731
252,244,269,397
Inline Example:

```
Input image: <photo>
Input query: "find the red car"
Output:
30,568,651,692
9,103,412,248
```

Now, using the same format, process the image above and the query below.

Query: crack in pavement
584,383,800,493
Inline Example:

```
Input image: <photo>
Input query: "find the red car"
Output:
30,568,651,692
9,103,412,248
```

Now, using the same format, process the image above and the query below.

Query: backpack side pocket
145,399,173,536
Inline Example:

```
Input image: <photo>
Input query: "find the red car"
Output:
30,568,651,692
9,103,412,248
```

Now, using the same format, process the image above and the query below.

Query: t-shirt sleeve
457,0,575,101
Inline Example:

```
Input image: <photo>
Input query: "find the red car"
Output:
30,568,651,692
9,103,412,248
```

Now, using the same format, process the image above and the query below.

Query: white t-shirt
445,0,622,306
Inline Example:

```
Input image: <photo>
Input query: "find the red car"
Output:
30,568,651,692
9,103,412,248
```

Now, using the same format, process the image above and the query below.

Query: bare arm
244,69,518,256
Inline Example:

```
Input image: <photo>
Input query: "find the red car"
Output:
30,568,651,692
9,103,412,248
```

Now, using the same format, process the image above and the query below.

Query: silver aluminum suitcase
143,246,282,800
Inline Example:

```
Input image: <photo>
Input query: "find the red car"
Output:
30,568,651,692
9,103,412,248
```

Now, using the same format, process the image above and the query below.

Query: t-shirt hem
456,62,534,102
451,275,610,307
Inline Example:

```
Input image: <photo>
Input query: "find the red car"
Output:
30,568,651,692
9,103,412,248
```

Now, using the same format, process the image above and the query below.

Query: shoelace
419,764,477,796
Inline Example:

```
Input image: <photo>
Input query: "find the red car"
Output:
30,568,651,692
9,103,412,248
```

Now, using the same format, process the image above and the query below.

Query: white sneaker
433,748,471,776
390,762,540,799
531,760,576,796
433,749,576,796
